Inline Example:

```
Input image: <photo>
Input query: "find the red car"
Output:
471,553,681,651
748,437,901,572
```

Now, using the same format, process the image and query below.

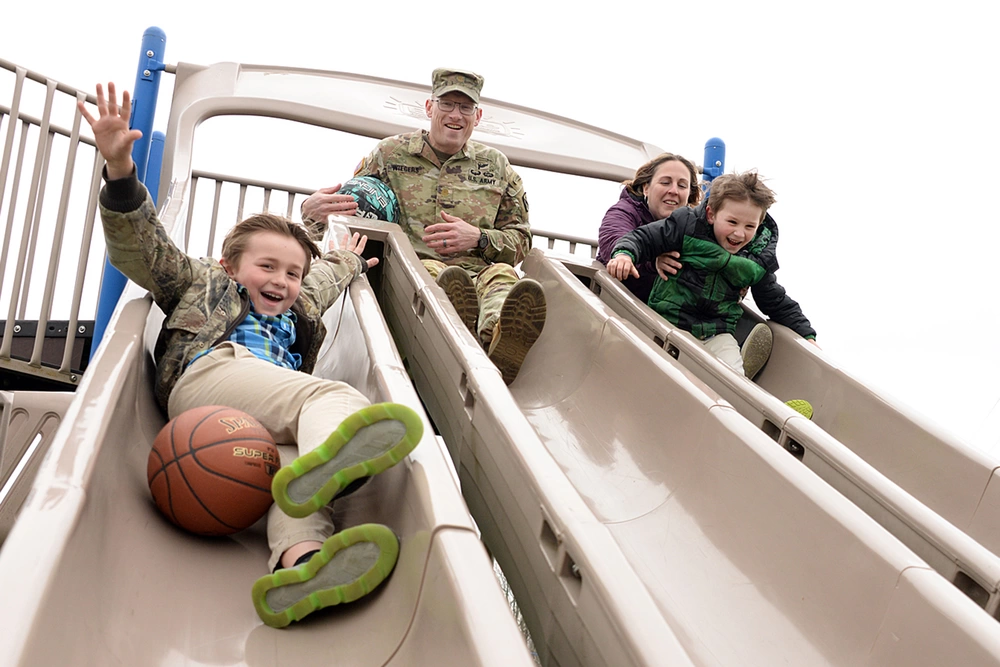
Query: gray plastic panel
547,252,1000,618
372,229,1000,664
0,273,535,666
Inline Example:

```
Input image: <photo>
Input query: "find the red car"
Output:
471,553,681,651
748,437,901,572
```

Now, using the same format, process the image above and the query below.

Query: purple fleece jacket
597,188,658,302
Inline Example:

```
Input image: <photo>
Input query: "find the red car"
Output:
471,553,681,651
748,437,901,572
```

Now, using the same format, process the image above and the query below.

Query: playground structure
1,28,999,666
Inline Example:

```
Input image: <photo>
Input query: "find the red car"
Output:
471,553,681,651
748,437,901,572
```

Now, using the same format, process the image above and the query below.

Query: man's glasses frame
433,98,478,116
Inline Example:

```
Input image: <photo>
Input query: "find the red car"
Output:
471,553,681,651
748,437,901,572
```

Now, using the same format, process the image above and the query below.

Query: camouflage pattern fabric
422,259,518,345
100,181,364,412
354,130,530,273
431,68,484,103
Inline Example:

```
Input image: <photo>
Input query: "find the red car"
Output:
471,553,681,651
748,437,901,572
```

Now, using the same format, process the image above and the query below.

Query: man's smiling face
425,91,482,155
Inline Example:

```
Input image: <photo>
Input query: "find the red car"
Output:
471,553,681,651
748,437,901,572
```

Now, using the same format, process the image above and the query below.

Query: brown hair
221,213,321,276
707,171,776,221
624,152,701,206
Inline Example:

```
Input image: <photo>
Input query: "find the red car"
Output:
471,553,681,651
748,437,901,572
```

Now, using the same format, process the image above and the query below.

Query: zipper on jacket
211,290,251,348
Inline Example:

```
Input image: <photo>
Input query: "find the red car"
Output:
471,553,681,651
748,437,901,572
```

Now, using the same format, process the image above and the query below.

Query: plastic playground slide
0,269,535,666
0,390,74,541
376,231,1000,665
4,51,999,666
548,253,1000,617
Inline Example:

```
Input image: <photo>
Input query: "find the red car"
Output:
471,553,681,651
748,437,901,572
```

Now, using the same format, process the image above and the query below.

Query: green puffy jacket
612,202,815,340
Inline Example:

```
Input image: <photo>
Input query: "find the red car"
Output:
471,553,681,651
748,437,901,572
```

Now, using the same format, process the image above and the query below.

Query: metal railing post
90,27,166,358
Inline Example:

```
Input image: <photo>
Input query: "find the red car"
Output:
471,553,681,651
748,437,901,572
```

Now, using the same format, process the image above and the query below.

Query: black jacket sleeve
751,271,816,339
612,209,691,264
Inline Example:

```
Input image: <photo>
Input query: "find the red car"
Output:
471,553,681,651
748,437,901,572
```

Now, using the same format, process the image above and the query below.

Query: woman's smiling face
643,160,692,219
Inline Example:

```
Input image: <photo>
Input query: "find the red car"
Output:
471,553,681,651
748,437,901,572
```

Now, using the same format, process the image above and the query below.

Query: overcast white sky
3,1,999,455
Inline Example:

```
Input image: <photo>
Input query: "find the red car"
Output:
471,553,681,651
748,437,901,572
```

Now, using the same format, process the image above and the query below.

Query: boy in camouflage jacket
81,82,422,628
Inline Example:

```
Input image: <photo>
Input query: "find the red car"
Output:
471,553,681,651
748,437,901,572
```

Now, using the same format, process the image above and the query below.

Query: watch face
479,233,488,249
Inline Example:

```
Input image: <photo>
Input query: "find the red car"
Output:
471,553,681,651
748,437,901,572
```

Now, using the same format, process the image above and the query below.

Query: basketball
147,405,280,536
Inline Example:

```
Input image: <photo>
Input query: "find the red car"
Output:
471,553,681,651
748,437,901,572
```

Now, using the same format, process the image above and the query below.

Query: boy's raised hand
77,82,142,180
332,231,379,271
607,253,639,281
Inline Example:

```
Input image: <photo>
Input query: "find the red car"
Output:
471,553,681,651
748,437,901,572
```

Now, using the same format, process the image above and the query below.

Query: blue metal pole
90,27,166,359
702,137,726,182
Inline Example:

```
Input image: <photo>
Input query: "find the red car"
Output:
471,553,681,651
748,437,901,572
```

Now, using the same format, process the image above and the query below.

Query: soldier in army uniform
302,68,546,386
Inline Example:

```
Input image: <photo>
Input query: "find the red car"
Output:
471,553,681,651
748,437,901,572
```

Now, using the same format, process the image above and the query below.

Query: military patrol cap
431,68,484,104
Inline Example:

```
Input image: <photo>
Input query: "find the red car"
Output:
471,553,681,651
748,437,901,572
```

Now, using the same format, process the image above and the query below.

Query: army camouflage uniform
354,129,529,344
99,169,372,570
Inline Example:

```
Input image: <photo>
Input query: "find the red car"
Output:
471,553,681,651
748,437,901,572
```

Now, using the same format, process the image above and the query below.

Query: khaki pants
168,342,369,571
702,333,745,376
422,260,518,345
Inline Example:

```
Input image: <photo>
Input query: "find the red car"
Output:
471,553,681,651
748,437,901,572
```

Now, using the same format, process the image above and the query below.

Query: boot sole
741,323,773,380
437,266,479,336
488,279,546,385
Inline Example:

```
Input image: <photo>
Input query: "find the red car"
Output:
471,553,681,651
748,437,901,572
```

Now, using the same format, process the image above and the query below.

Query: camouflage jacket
354,130,530,272
99,171,364,412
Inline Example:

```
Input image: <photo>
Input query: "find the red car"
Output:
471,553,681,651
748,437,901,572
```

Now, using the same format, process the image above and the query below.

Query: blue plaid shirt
188,286,302,371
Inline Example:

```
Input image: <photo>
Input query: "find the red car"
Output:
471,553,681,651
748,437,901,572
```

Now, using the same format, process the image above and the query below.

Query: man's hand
301,185,359,222
77,82,142,180
422,211,481,255
330,231,379,270
655,251,682,280
607,254,639,281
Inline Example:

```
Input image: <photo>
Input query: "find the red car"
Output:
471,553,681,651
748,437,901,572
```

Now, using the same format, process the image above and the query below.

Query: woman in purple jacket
597,153,701,303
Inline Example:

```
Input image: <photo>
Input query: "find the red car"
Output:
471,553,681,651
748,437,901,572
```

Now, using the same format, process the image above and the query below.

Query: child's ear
705,204,714,224
219,257,236,277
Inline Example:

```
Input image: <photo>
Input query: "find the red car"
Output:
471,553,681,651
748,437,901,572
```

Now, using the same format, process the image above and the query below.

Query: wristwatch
477,231,489,252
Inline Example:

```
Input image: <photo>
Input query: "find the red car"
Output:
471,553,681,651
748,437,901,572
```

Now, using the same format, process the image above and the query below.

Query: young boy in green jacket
608,171,817,380
81,82,422,628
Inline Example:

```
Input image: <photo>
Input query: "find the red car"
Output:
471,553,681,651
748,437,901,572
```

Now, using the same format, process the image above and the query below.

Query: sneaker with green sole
741,322,773,380
252,523,400,628
487,279,546,385
785,399,814,420
272,403,423,518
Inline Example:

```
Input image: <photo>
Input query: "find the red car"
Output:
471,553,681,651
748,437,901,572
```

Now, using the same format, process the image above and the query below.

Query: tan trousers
168,342,370,571
422,259,519,345
702,333,745,376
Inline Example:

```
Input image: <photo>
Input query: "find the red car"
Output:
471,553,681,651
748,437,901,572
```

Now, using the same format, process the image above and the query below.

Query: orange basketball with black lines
147,405,279,536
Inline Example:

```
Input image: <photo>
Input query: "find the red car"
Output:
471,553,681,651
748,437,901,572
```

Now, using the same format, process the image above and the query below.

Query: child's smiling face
220,230,307,315
707,199,763,254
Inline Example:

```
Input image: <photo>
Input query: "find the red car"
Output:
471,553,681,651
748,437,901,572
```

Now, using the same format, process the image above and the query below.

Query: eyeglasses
433,98,478,116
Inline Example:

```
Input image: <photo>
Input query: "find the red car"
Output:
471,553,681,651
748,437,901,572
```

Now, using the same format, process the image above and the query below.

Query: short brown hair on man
221,213,321,276
624,152,702,206
707,171,776,221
